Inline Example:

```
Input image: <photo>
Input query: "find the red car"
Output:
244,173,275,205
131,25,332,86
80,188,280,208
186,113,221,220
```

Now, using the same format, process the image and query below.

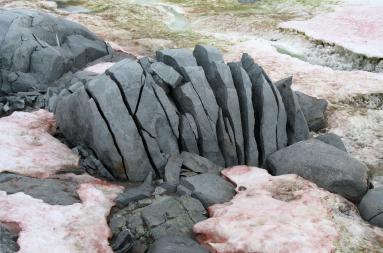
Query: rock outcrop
0,9,109,94
56,45,295,180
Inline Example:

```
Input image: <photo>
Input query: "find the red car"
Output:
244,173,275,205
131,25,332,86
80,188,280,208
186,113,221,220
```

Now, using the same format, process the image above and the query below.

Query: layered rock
194,166,383,253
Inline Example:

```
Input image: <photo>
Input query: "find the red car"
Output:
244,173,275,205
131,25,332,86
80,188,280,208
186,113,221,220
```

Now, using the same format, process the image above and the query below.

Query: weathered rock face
0,224,19,253
148,236,208,253
295,91,328,131
194,166,383,253
266,139,369,202
0,9,109,94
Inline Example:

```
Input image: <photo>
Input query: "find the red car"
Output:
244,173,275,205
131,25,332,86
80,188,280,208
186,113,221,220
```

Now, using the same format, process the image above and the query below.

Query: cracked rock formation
56,45,289,180
0,9,110,94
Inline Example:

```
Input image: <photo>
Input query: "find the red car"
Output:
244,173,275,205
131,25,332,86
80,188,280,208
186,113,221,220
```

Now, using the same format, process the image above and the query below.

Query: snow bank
0,181,122,253
194,166,383,253
0,110,79,178
279,1,383,58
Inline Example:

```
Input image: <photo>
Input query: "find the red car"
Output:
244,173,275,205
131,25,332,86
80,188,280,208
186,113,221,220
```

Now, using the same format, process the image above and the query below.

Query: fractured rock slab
148,236,208,253
295,91,328,131
229,62,259,166
275,76,310,144
241,53,278,165
156,48,197,74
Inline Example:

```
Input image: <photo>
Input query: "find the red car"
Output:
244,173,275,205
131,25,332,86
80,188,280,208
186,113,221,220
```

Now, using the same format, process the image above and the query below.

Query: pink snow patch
225,39,383,102
83,62,116,74
194,166,343,253
279,4,383,58
0,181,122,253
0,110,79,178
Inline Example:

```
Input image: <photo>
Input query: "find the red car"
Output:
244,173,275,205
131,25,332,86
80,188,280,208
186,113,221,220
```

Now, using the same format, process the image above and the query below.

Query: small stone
315,133,347,152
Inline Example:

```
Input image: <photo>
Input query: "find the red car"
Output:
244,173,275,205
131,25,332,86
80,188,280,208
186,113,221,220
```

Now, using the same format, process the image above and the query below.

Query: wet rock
181,174,236,208
295,91,328,131
0,173,79,205
276,76,310,144
0,224,19,253
315,133,347,152
151,62,183,88
229,62,259,166
241,53,278,165
0,9,108,93
156,48,197,74
266,139,369,202
115,173,154,208
181,151,223,175
148,236,208,253
173,82,224,166
358,187,383,227
111,229,134,253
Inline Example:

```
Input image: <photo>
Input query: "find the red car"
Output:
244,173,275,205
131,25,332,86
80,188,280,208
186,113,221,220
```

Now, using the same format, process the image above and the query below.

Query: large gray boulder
315,133,347,152
181,173,236,208
148,236,208,253
295,91,328,131
358,187,383,227
275,76,309,144
0,9,109,94
266,139,369,202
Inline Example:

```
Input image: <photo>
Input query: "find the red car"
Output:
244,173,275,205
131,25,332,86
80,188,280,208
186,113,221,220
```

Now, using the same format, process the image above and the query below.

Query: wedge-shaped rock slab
241,53,278,165
173,82,224,166
156,48,197,74
194,166,383,253
266,139,369,202
275,76,309,144
295,91,328,131
194,45,244,165
229,62,259,166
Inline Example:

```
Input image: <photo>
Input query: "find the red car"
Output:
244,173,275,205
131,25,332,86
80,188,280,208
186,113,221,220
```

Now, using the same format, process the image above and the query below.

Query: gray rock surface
151,61,183,88
0,173,79,205
241,53,278,165
0,224,19,253
164,154,183,187
148,236,208,253
181,151,223,175
295,91,328,131
86,74,153,181
315,133,347,152
109,195,206,252
266,139,369,202
358,187,383,228
193,44,224,81
156,48,197,74
115,173,154,208
179,114,199,154
275,76,309,144
181,173,236,208
229,62,259,166
173,82,224,166
0,9,108,94
55,86,126,179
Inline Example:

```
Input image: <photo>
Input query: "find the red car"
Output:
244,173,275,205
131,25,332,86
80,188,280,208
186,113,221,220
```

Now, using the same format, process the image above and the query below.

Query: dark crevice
107,72,161,178
368,210,383,222
83,86,129,180
133,73,146,115
189,81,215,125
